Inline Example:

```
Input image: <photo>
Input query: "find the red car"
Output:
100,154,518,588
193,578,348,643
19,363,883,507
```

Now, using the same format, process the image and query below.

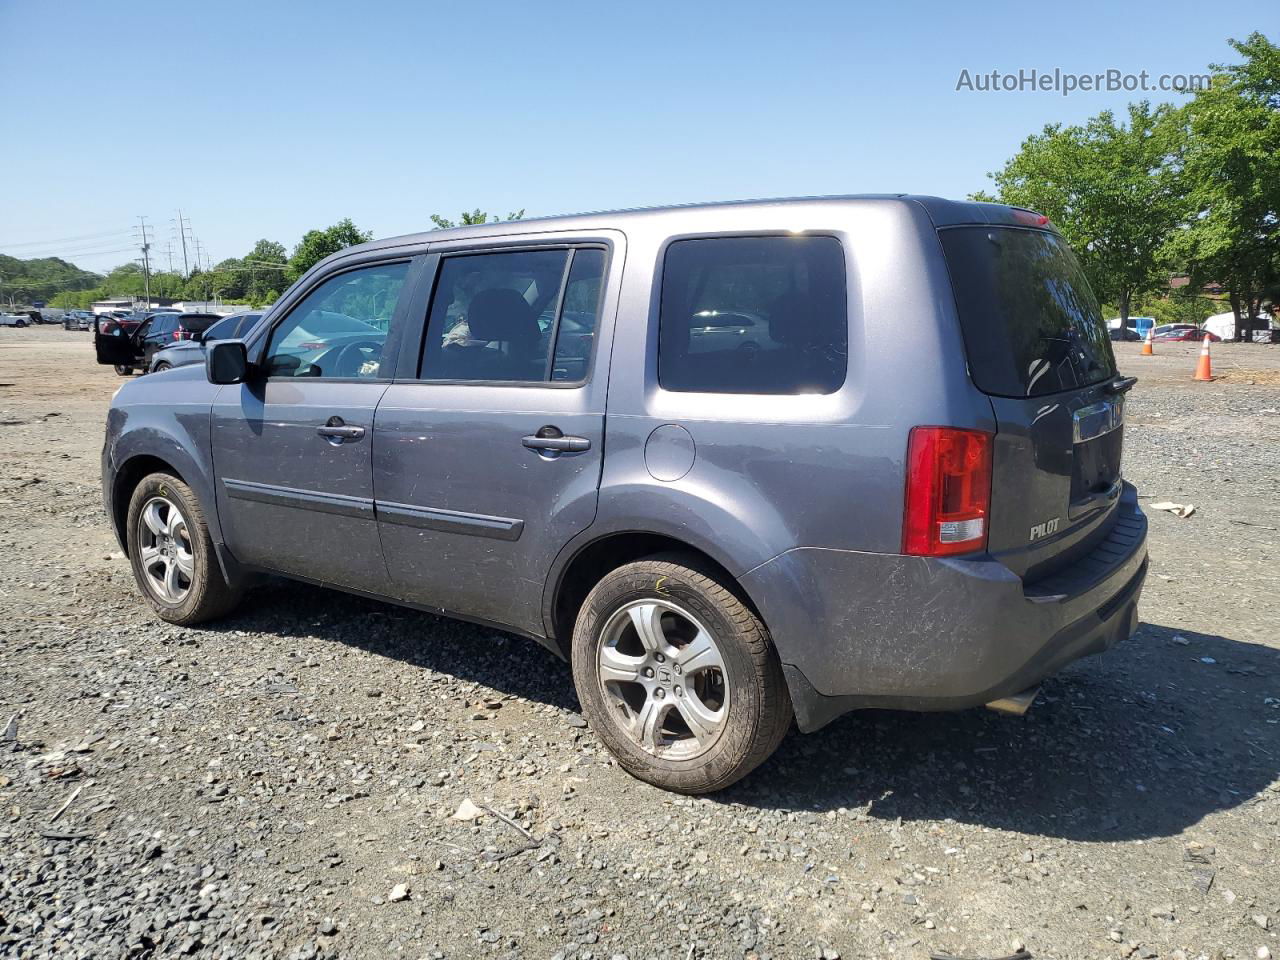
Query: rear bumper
742,483,1148,732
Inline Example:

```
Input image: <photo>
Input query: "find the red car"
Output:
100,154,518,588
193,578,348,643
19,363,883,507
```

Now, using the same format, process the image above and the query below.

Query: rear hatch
939,224,1127,582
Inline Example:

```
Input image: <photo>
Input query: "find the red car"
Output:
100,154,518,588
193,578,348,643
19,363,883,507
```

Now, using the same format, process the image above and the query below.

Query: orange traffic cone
1194,335,1213,381
1141,328,1154,355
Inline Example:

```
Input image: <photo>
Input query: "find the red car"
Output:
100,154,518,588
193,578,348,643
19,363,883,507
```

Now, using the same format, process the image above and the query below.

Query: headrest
467,289,538,343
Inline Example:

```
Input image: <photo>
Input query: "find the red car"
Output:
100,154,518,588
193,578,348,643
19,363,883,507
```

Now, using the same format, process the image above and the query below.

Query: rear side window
658,236,847,394
202,316,237,340
419,247,606,384
939,227,1116,398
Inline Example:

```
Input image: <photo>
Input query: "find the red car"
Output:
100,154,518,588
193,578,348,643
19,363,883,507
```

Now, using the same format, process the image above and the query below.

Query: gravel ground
1,327,1278,960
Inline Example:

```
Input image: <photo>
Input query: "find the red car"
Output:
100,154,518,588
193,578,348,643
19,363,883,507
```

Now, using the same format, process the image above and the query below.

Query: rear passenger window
658,236,847,394
420,247,606,383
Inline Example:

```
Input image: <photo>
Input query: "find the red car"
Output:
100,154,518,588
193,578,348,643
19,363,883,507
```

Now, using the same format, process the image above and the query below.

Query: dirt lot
1,327,1278,960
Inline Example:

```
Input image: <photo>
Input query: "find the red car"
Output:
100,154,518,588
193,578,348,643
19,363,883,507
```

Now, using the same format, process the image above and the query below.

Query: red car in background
1152,326,1221,342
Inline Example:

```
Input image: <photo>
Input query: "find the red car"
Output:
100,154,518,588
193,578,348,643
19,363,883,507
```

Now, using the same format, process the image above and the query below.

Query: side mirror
206,340,249,385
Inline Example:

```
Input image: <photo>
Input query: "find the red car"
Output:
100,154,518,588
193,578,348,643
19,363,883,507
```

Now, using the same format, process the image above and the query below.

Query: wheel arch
109,445,246,589
543,529,767,660
110,454,187,551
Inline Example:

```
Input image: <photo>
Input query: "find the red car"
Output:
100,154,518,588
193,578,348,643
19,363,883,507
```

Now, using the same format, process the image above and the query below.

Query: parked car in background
0,313,29,327
1152,326,1220,342
94,312,222,375
1109,326,1142,341
99,195,1149,794
149,311,265,372
1107,316,1154,340
1150,323,1198,339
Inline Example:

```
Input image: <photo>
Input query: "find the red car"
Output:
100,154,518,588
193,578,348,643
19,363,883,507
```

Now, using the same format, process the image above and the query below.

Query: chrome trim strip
223,478,374,520
376,500,524,542
1073,397,1124,443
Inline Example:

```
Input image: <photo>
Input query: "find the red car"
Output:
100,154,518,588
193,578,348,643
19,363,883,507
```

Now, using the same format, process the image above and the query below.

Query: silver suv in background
147,311,265,372
100,196,1148,793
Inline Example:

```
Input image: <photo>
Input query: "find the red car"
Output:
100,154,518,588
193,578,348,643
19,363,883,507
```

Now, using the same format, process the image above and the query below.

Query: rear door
939,225,1125,580
372,235,621,636
140,315,177,366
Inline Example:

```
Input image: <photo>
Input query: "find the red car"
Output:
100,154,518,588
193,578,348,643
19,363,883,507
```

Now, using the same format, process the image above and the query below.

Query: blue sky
1,0,1271,273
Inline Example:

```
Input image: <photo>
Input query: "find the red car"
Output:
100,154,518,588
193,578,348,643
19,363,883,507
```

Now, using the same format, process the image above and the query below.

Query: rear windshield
939,226,1116,398
181,315,219,333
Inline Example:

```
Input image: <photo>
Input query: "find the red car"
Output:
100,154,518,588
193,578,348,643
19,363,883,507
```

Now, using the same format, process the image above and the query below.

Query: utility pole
172,210,191,278
134,216,152,308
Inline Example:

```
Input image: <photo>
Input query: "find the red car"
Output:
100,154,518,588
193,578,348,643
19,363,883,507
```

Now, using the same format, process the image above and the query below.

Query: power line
0,228,134,251
2,241,142,258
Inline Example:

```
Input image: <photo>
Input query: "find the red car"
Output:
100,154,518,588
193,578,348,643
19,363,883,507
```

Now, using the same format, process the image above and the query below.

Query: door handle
522,433,590,453
317,417,365,442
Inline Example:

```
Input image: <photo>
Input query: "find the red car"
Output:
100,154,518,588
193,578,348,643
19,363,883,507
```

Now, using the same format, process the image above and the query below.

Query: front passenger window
264,262,409,379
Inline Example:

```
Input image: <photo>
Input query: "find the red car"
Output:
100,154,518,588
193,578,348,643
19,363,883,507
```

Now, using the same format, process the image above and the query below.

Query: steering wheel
331,339,384,378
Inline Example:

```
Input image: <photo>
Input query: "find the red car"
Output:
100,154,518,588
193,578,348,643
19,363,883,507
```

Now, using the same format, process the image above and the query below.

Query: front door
94,316,145,368
211,258,416,594
373,241,619,636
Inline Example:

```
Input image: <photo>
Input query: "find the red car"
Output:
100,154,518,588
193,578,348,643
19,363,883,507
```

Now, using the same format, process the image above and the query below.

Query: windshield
939,226,1116,398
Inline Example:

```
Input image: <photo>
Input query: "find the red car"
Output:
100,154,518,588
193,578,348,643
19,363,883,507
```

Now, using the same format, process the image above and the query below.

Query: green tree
243,239,288,304
0,254,101,304
979,102,1186,322
286,219,372,284
101,263,147,297
149,271,186,299
1167,32,1280,337
430,208,524,230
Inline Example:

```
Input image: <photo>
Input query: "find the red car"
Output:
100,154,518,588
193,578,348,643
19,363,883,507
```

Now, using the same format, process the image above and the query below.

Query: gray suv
100,196,1148,793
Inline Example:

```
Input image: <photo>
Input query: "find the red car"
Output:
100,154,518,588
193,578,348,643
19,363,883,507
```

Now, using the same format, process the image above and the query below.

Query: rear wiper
1103,376,1137,395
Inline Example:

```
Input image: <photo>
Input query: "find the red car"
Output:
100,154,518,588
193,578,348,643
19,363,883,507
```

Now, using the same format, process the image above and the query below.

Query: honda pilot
100,196,1148,793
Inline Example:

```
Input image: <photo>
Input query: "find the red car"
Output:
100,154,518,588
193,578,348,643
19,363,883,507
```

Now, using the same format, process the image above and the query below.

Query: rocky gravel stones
1,331,1278,958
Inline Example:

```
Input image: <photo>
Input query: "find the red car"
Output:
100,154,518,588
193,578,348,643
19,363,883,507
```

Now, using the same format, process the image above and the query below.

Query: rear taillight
902,426,993,557
173,330,182,340
1011,207,1050,227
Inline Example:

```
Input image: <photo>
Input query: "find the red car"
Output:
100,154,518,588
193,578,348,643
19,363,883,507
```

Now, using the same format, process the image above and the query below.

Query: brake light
1011,208,1050,227
902,427,993,557
173,329,182,340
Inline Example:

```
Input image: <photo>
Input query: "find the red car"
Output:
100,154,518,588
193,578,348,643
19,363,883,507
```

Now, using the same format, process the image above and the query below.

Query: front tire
571,554,791,793
152,362,171,373
114,365,134,376
125,473,241,625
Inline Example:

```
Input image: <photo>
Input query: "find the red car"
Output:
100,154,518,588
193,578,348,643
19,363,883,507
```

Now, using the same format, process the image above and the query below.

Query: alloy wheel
137,496,194,603
596,599,729,760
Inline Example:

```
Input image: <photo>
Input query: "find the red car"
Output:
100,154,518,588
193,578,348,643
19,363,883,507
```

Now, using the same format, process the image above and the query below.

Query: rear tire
125,472,242,625
114,365,134,376
571,553,791,793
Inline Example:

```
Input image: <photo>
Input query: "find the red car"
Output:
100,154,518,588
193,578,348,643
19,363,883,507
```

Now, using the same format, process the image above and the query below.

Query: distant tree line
974,32,1280,335
14,208,521,311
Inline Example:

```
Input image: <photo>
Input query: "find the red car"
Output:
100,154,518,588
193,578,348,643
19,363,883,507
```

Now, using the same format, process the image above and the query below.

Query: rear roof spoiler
907,196,1060,233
